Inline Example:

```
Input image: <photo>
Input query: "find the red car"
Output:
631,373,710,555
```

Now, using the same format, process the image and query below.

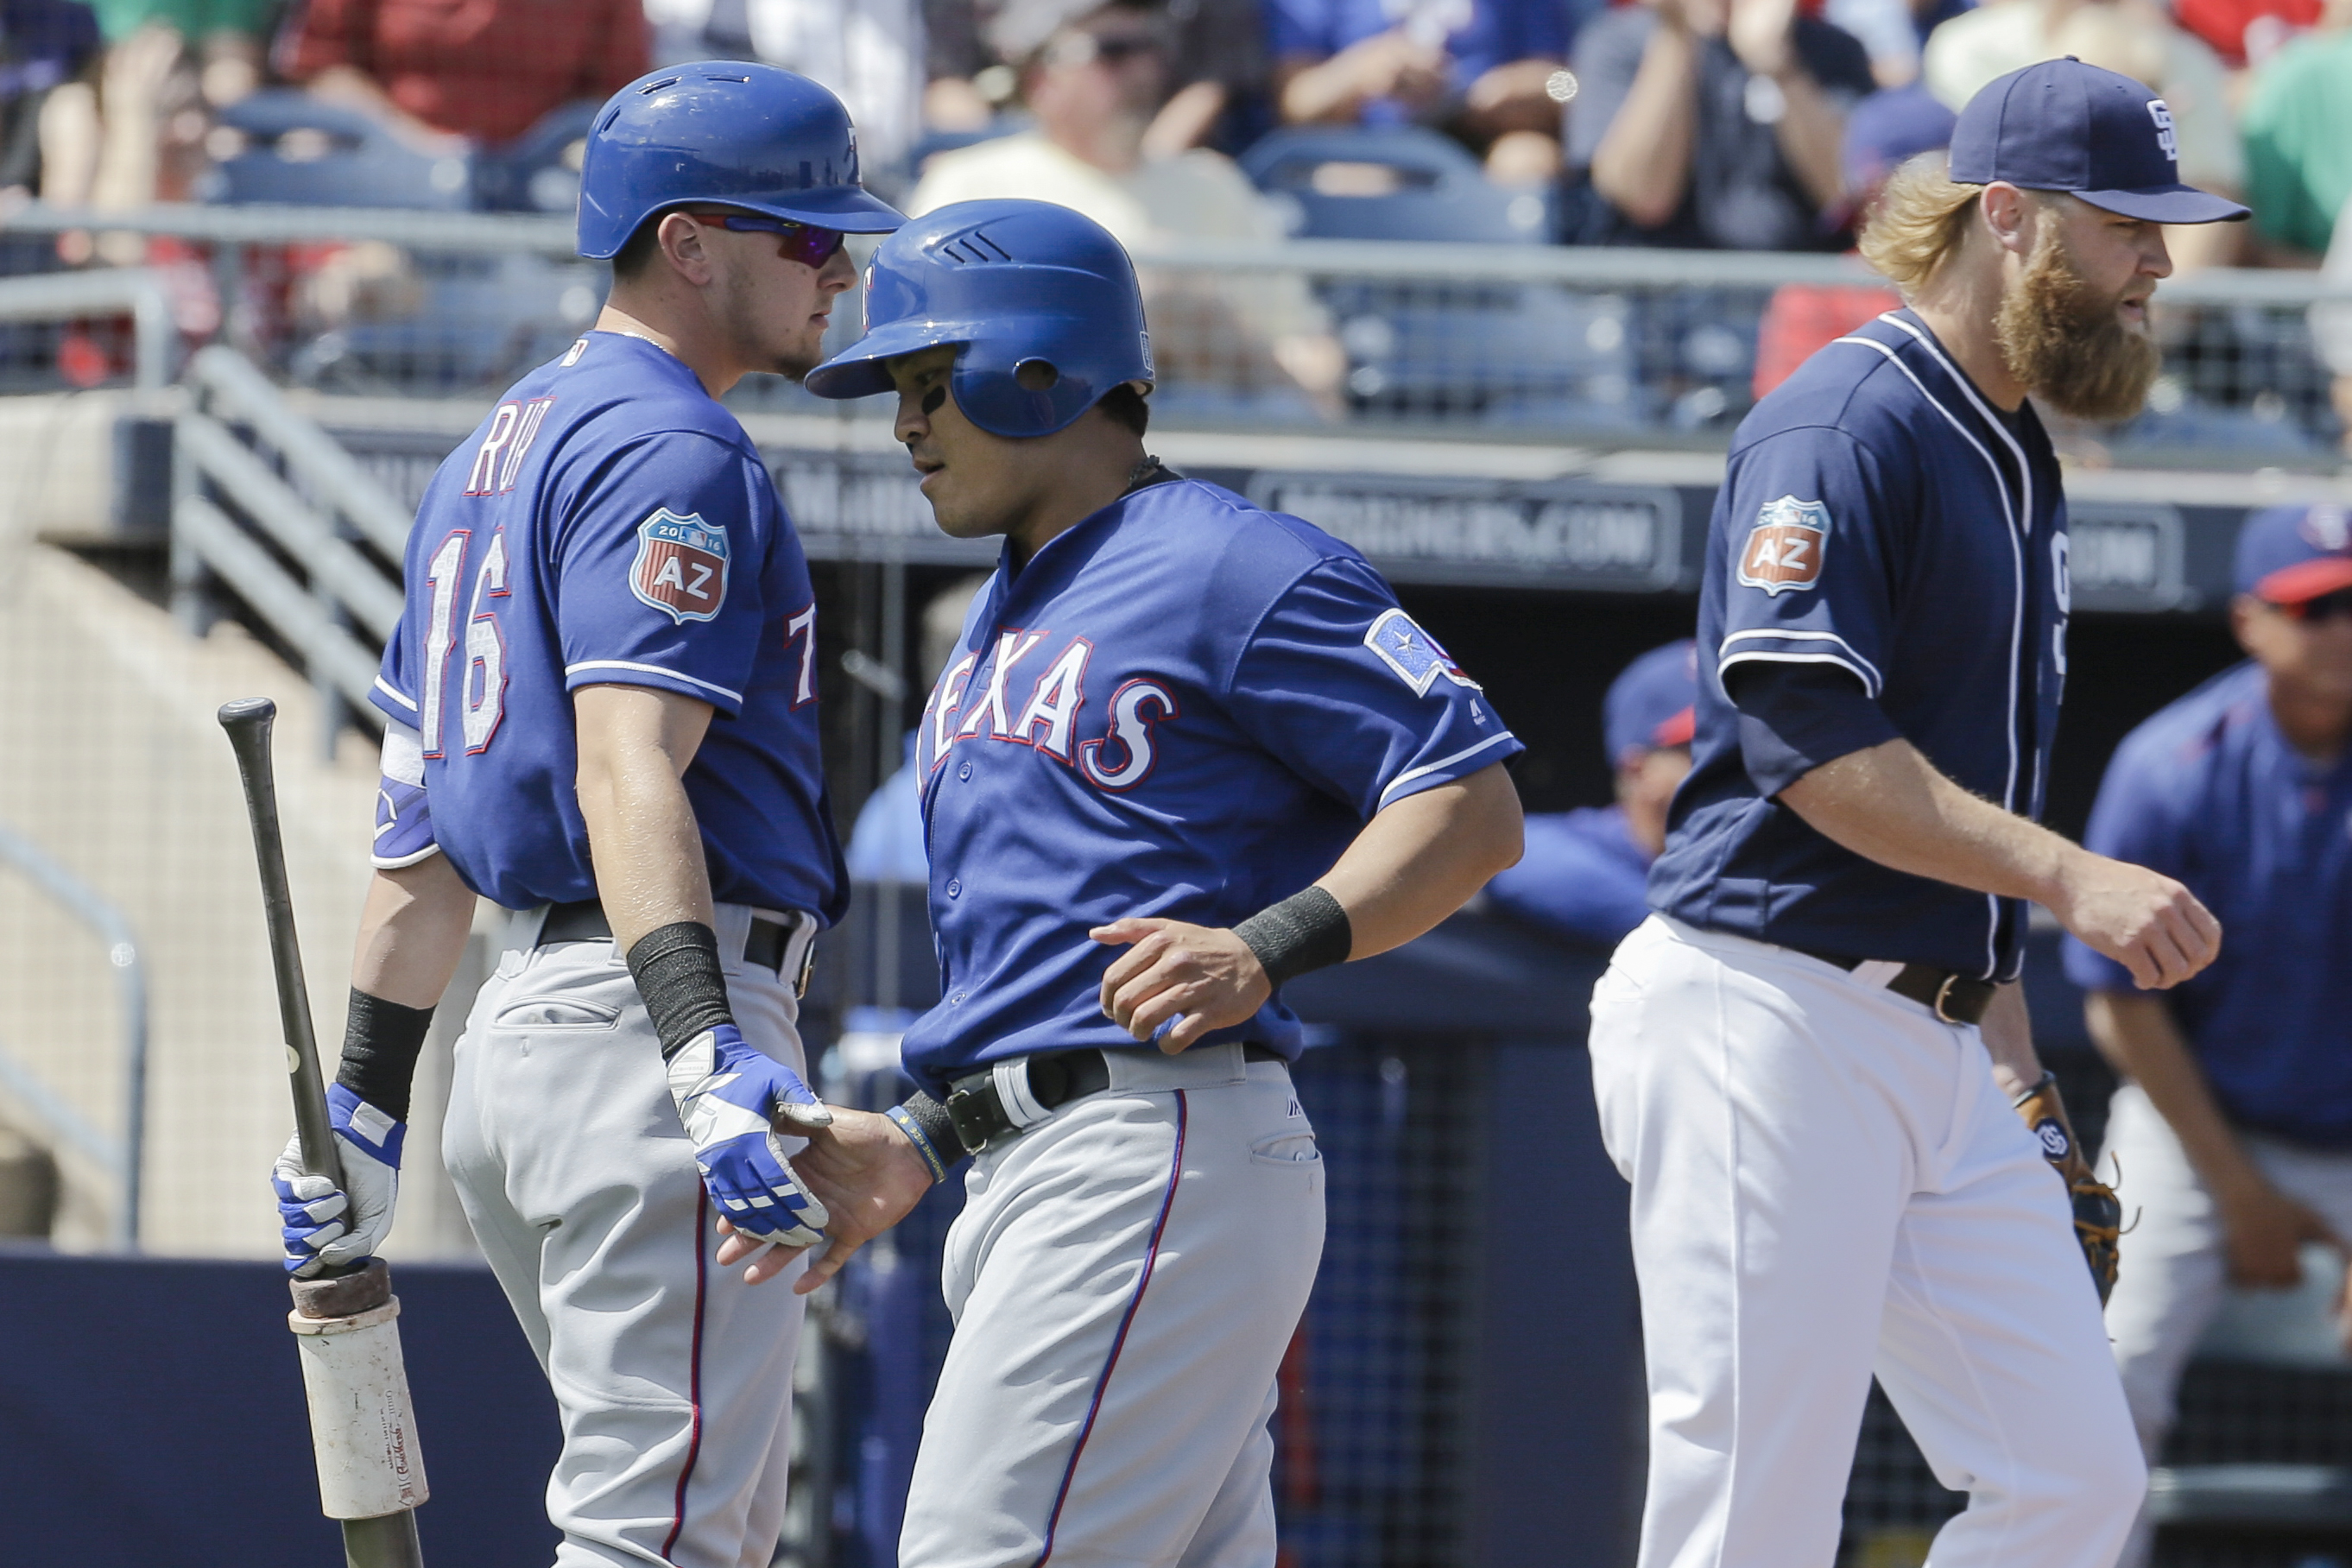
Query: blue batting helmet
804,199,1154,439
577,62,904,260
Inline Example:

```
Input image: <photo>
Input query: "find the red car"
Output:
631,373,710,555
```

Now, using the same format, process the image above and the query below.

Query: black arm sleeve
1725,661,1903,798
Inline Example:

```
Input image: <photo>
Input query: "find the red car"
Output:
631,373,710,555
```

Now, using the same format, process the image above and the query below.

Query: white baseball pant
1588,915,2145,1568
442,903,817,1568
2102,1080,2352,1568
899,1042,1325,1568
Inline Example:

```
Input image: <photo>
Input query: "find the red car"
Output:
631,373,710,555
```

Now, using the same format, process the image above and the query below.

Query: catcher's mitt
2014,1071,2121,1303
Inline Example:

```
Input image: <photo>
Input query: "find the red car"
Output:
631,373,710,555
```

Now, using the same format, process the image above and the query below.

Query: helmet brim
805,319,973,400
724,183,908,233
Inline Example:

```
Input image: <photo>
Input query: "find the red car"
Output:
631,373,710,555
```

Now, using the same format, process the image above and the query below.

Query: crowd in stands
0,0,2347,426
0,0,2345,257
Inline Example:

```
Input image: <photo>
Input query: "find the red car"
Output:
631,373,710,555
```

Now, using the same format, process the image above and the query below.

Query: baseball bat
220,697,429,1568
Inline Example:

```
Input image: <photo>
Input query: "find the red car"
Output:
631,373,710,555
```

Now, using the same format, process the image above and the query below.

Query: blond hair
1857,154,1985,296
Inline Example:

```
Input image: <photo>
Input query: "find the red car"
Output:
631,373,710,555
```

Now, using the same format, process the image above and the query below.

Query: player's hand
1091,917,1273,1053
2048,851,2221,989
2215,1173,2336,1289
270,1083,403,1277
668,1023,831,1250
715,1106,935,1289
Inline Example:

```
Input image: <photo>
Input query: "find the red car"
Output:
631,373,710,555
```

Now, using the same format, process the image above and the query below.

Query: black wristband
335,989,435,1123
626,921,734,1061
887,1092,964,1183
1233,885,1352,989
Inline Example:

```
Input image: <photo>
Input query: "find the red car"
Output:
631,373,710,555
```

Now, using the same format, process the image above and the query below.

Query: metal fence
3,201,2349,465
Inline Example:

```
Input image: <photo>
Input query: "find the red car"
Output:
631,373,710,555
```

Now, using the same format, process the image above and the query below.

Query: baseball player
756,198,1522,1566
1587,60,2237,1568
264,65,903,1565
1483,638,1697,949
2066,504,2352,1568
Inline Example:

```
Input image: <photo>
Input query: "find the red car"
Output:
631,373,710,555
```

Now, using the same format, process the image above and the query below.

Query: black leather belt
945,1043,1284,1154
538,899,812,995
1797,947,1998,1025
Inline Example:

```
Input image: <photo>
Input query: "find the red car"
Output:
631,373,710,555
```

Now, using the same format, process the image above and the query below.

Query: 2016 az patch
630,509,730,624
1736,496,1829,596
1364,608,1481,695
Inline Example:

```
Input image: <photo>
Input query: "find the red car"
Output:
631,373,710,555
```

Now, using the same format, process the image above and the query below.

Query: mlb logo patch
1736,496,1829,596
1364,607,1480,695
630,509,730,624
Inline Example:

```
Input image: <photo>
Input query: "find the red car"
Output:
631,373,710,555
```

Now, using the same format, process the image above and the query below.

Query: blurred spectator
911,0,1344,408
2175,0,2318,70
2,0,101,199
1268,0,1571,181
39,1,263,259
1823,0,1969,85
2240,0,2352,260
923,0,1269,155
846,575,989,883
1749,79,1946,395
642,0,923,176
1569,0,1874,250
275,0,647,153
1483,640,1696,951
1921,0,2242,266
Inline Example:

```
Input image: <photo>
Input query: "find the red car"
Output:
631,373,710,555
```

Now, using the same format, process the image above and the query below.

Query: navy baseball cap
2235,504,2352,604
1948,58,2248,224
1604,640,1698,767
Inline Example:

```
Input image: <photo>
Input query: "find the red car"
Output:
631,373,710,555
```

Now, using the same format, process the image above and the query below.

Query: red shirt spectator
2172,0,2321,67
278,0,648,144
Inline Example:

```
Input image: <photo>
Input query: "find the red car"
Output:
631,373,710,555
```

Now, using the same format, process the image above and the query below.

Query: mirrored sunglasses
685,211,849,269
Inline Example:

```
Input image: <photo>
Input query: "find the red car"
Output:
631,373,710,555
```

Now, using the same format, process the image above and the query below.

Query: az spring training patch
630,509,730,625
1736,496,1829,597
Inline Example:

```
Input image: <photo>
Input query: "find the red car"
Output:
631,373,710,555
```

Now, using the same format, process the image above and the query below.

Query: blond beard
1993,224,2162,422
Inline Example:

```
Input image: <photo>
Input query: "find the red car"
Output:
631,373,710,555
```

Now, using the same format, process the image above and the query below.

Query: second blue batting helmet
577,62,904,260
804,199,1154,439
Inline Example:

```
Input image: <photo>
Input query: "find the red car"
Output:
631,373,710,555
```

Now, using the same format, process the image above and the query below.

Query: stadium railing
3,200,2349,465
0,819,148,1249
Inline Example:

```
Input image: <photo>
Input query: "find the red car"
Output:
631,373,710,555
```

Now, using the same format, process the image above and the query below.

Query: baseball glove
2013,1071,2121,1304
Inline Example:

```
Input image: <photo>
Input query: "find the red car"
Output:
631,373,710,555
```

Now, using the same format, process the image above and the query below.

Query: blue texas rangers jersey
1649,309,2070,980
2064,662,2352,1145
370,332,846,921
901,477,1521,1093
1484,806,1653,950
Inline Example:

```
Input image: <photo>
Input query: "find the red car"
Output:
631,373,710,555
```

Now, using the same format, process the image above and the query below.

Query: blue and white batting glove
667,1023,831,1248
270,1082,403,1278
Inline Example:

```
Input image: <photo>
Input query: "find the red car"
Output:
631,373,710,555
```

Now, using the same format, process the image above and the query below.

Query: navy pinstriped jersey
1648,309,2070,981
901,478,1522,1093
370,332,847,921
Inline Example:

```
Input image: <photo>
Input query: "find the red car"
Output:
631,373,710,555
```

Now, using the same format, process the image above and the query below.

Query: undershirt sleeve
1726,660,1902,798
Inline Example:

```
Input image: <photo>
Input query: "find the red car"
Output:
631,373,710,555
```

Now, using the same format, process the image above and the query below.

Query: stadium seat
472,101,600,215
1237,126,1553,245
198,91,471,210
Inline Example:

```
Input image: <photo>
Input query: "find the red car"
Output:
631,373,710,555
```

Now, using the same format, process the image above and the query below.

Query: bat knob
218,697,279,731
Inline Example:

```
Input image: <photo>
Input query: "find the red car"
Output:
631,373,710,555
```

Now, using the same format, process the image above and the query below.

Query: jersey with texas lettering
1649,309,2069,979
369,332,846,921
902,477,1521,1093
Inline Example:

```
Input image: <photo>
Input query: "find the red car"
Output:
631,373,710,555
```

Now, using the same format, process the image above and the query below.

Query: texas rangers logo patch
1364,608,1481,695
1736,496,1829,596
629,509,730,624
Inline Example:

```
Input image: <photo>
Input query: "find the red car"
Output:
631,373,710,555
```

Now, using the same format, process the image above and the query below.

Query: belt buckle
1932,973,1963,1024
943,1084,997,1155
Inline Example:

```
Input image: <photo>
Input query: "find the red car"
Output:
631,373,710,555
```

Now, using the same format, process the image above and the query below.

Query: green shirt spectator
87,0,275,41
2242,25,2352,256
